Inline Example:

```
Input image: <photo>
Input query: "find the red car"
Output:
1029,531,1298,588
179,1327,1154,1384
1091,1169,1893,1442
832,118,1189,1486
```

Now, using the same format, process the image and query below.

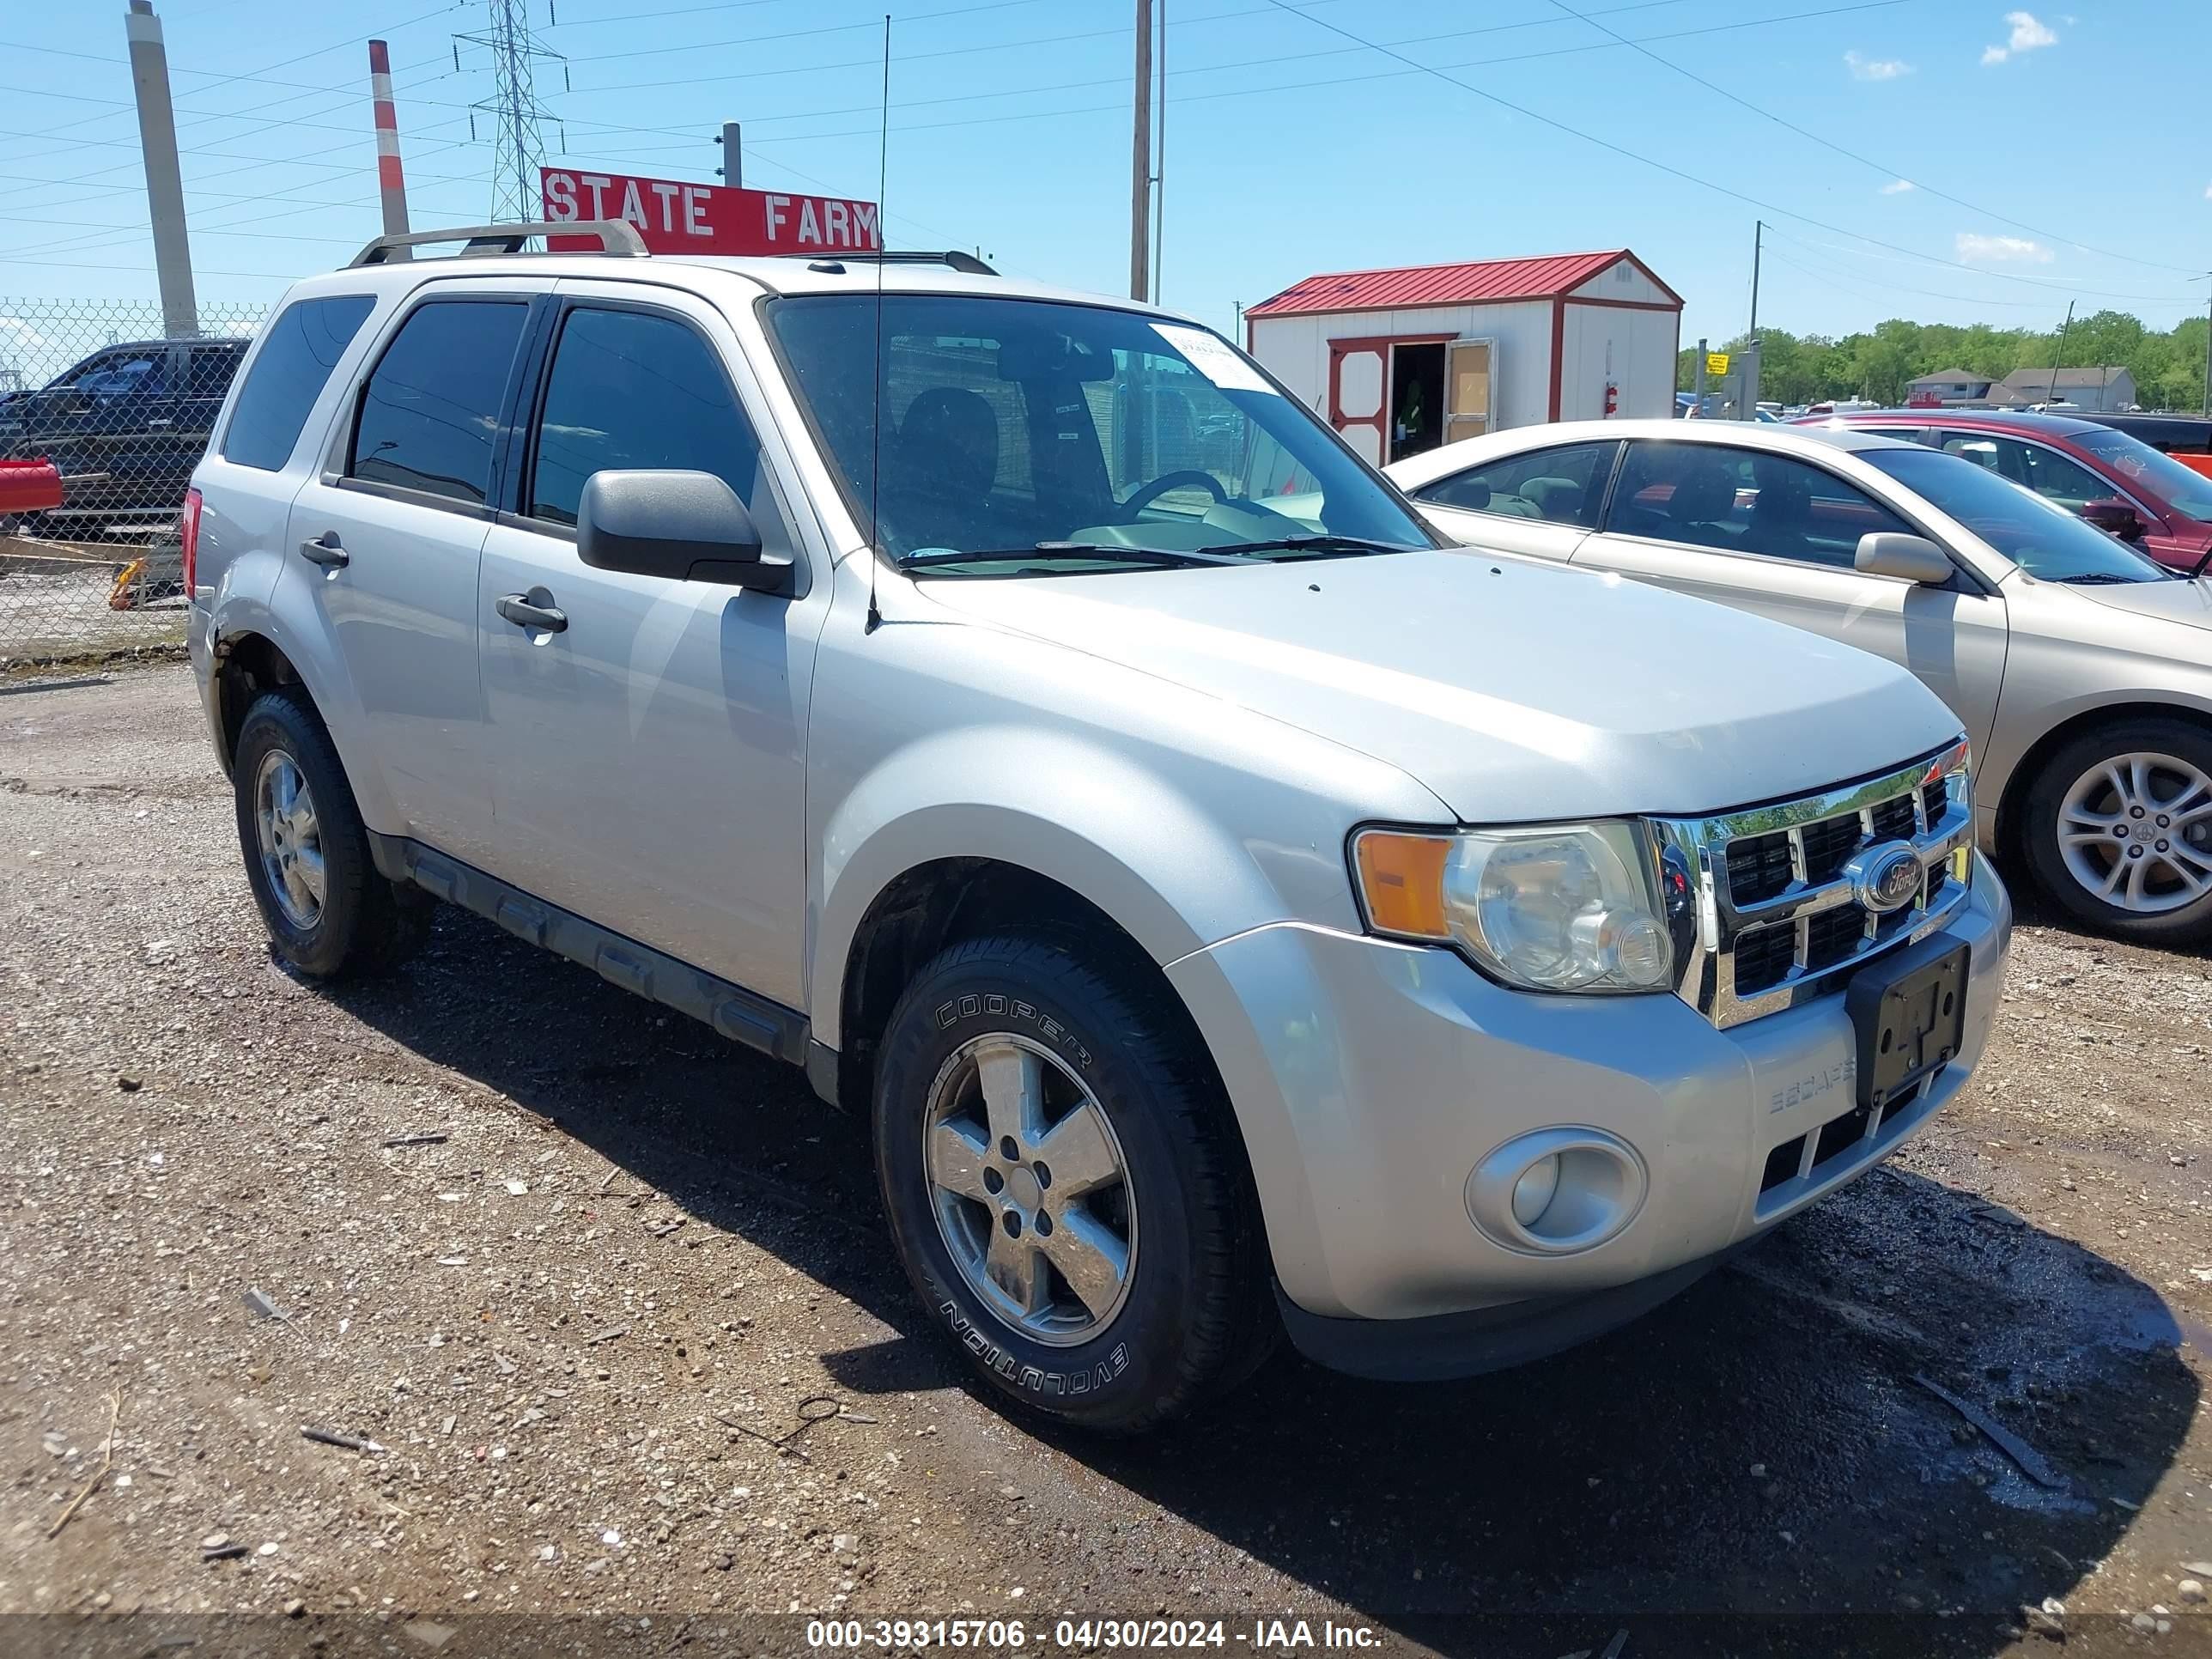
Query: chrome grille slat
1652,739,1974,1029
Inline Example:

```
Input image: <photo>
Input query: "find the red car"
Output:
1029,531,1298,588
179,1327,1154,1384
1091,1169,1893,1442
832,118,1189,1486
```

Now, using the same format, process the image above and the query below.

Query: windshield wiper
900,541,1246,571
1194,533,1416,559
2191,544,2212,580
2056,572,2150,585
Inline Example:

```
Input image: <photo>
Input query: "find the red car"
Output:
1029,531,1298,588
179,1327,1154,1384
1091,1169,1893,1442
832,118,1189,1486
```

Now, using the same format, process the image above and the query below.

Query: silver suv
185,223,2011,1431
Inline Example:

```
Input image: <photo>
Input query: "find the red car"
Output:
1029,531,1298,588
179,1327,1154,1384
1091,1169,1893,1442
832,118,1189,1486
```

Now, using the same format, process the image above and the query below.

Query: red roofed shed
1243,249,1682,465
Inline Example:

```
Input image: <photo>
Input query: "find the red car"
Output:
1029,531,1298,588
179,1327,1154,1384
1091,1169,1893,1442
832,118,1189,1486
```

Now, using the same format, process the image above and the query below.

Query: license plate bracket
1845,933,1969,1114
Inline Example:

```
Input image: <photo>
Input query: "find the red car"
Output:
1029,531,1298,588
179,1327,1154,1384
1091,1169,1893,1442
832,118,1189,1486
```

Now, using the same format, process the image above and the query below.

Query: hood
910,550,1961,823
2063,575,2212,635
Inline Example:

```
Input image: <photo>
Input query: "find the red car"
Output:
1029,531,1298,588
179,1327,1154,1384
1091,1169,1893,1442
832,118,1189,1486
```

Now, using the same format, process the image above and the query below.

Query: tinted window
528,307,782,544
1609,441,1910,568
185,345,242,400
1414,441,1617,526
1938,432,2108,512
222,295,374,471
349,300,526,504
1862,447,2171,584
2068,428,2212,521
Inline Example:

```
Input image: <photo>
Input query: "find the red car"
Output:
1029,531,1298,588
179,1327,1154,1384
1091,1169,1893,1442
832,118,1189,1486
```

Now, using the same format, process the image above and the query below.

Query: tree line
1676,309,2212,411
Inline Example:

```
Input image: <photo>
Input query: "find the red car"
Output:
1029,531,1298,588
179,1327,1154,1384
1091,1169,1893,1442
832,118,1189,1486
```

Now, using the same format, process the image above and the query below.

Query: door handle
298,532,349,568
496,591,568,634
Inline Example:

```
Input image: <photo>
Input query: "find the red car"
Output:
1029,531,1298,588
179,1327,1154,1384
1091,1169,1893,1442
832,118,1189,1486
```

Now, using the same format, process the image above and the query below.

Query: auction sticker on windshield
1153,324,1276,396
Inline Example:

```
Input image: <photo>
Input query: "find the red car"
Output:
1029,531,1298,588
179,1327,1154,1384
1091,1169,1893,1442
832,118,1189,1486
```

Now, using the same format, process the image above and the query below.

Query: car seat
883,387,1000,553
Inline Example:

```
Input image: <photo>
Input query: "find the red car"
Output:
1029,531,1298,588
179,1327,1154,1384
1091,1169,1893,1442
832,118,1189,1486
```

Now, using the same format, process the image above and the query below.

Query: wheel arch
1994,697,2212,862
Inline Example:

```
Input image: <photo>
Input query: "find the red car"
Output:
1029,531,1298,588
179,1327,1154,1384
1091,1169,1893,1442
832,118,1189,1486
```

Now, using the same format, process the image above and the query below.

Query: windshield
1861,447,2172,583
763,293,1433,574
2070,428,2212,521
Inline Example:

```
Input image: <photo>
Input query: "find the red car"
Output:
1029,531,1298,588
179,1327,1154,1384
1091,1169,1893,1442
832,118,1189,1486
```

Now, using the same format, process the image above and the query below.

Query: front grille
1799,814,1863,885
1870,794,1917,844
1653,741,1974,1028
1729,832,1795,907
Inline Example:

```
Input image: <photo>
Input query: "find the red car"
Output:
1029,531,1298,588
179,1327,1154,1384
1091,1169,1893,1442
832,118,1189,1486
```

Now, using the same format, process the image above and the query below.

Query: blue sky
3,0,2208,348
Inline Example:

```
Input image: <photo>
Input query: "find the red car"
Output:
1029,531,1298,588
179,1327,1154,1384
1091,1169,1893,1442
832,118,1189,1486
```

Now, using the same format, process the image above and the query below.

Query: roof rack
347,220,647,268
794,249,998,276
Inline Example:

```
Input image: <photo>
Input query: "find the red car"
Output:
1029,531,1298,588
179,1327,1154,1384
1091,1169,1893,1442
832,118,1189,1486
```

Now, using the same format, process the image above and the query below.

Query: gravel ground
8,664,2212,1658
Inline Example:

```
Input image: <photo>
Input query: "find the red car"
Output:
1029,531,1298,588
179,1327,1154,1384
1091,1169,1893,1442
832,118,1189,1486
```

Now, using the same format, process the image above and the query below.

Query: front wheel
872,933,1273,1432
2021,719,2212,945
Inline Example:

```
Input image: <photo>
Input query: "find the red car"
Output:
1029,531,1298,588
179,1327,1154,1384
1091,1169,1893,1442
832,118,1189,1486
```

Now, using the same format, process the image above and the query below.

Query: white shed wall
1556,302,1680,422
1569,258,1673,307
1249,301,1559,431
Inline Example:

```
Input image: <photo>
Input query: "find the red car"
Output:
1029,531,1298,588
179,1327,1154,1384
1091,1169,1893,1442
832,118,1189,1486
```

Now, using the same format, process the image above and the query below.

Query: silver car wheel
922,1033,1137,1347
253,749,327,930
2057,750,2212,915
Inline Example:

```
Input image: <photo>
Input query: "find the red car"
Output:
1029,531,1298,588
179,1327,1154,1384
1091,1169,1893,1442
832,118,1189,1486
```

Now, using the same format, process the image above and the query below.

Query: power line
1251,0,2204,307
1538,0,2204,278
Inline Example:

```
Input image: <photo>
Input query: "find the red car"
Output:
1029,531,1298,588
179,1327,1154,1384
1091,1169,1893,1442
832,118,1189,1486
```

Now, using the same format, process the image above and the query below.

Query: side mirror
576,469,791,593
2080,497,2145,541
1855,532,1954,585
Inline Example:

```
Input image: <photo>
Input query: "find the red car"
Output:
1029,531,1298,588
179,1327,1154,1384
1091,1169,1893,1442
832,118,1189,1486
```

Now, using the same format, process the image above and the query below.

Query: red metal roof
1245,249,1677,319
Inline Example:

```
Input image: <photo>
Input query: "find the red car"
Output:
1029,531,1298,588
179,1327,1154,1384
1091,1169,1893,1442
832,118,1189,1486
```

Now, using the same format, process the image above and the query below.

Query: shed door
1445,339,1494,444
1328,342,1387,465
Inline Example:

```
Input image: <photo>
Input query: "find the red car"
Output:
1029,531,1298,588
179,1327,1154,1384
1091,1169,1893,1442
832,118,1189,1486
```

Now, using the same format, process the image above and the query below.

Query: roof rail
795,249,998,276
347,220,647,267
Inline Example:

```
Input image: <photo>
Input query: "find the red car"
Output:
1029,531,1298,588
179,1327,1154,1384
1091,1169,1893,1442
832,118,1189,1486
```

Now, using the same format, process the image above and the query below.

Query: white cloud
1881,179,1916,195
1844,49,1913,80
1982,10,2057,63
1956,232,2054,264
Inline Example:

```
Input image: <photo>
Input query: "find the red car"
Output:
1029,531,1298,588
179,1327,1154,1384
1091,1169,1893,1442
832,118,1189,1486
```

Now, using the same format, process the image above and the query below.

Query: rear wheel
2021,719,2212,945
232,688,431,979
872,933,1273,1432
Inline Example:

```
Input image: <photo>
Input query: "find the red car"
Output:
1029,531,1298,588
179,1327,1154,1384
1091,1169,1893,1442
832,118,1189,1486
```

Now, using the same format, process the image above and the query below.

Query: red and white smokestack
368,40,410,253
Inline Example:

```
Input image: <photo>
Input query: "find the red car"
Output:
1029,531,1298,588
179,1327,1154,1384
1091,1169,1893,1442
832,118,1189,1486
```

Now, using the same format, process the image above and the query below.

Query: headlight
1352,821,1674,994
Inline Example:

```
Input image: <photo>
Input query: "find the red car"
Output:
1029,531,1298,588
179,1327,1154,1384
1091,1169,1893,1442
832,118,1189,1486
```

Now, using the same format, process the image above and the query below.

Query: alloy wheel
253,749,327,929
922,1033,1137,1346
2056,750,2212,915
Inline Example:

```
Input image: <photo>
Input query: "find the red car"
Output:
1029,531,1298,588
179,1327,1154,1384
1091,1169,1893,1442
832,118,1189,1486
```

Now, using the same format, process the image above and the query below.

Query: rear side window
349,300,528,506
526,307,781,541
1414,441,1618,526
222,295,374,471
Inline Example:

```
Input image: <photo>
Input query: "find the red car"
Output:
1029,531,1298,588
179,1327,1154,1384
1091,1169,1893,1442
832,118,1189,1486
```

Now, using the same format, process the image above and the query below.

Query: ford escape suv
185,222,2011,1431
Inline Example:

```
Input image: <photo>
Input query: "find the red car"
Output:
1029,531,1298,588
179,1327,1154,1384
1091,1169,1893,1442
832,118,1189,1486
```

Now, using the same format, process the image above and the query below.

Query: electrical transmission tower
454,0,568,224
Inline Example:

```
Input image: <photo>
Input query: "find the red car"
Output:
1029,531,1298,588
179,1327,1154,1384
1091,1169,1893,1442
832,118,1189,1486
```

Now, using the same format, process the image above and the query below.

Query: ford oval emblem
1847,842,1923,915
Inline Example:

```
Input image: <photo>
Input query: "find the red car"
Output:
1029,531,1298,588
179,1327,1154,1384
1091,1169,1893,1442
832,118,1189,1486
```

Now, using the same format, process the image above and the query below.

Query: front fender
818,730,1318,1053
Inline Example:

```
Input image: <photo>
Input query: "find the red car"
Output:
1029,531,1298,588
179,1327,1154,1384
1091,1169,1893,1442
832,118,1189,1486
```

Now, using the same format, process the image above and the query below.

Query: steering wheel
1121,470,1227,517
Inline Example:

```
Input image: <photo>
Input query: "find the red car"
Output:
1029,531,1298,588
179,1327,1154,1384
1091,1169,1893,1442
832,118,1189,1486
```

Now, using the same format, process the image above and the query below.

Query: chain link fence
2,295,267,668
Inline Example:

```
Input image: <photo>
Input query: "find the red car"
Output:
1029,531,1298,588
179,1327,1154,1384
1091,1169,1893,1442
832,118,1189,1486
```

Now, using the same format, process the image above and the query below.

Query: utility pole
1742,220,1763,420
1129,0,1152,302
2202,275,2209,418
715,120,741,188
1151,0,1165,305
2049,299,2075,410
368,40,411,257
457,0,568,225
1692,336,1707,417
124,0,197,338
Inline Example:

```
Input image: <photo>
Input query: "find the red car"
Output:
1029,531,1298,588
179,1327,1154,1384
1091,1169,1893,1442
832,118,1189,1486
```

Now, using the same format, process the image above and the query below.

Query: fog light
1511,1154,1561,1227
1467,1127,1649,1255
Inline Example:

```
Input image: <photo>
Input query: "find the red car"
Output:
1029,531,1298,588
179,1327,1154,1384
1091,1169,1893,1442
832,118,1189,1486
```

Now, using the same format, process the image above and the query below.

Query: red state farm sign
539,167,880,257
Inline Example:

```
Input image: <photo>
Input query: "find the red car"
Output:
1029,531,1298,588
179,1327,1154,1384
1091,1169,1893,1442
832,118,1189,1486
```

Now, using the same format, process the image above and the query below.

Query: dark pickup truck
0,337,246,538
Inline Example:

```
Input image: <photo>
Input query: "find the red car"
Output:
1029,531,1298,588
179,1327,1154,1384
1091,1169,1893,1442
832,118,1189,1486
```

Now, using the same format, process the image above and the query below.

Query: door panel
1577,441,2008,755
1444,339,1492,445
477,284,828,1007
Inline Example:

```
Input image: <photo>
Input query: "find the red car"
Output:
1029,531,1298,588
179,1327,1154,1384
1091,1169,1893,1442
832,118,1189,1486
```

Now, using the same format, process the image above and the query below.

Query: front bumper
1165,850,2010,1360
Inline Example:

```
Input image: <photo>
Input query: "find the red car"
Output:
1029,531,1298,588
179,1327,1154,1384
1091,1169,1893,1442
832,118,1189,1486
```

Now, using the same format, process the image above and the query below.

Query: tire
872,933,1273,1432
2021,717,2212,946
231,687,432,979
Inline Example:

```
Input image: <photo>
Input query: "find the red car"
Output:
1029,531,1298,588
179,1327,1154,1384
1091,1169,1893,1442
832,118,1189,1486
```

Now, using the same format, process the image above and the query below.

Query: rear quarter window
220,295,375,471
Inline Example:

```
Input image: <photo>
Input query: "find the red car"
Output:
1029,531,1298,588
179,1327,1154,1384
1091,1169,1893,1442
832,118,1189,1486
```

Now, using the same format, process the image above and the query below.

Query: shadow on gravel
329,908,2196,1651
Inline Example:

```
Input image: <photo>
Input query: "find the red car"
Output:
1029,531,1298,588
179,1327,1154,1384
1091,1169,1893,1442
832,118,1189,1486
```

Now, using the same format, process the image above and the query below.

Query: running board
365,832,811,1067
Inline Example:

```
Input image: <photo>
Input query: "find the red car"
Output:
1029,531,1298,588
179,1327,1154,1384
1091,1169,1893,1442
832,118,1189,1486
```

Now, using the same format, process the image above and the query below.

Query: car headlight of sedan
1352,822,1674,994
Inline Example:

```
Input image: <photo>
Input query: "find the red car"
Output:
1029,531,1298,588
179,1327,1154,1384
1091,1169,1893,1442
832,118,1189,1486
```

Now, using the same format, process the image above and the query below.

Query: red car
1791,409,2212,574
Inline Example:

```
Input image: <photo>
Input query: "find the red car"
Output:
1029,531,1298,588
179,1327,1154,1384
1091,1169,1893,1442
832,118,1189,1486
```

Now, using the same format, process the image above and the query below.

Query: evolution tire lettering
938,1299,1128,1395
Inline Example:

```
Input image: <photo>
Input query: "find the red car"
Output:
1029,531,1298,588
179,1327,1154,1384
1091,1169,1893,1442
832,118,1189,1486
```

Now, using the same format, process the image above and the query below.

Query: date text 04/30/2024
803,1618,1384,1650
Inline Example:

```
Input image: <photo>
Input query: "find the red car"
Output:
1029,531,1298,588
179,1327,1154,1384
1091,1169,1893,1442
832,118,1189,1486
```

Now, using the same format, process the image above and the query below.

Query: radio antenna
864,14,890,635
